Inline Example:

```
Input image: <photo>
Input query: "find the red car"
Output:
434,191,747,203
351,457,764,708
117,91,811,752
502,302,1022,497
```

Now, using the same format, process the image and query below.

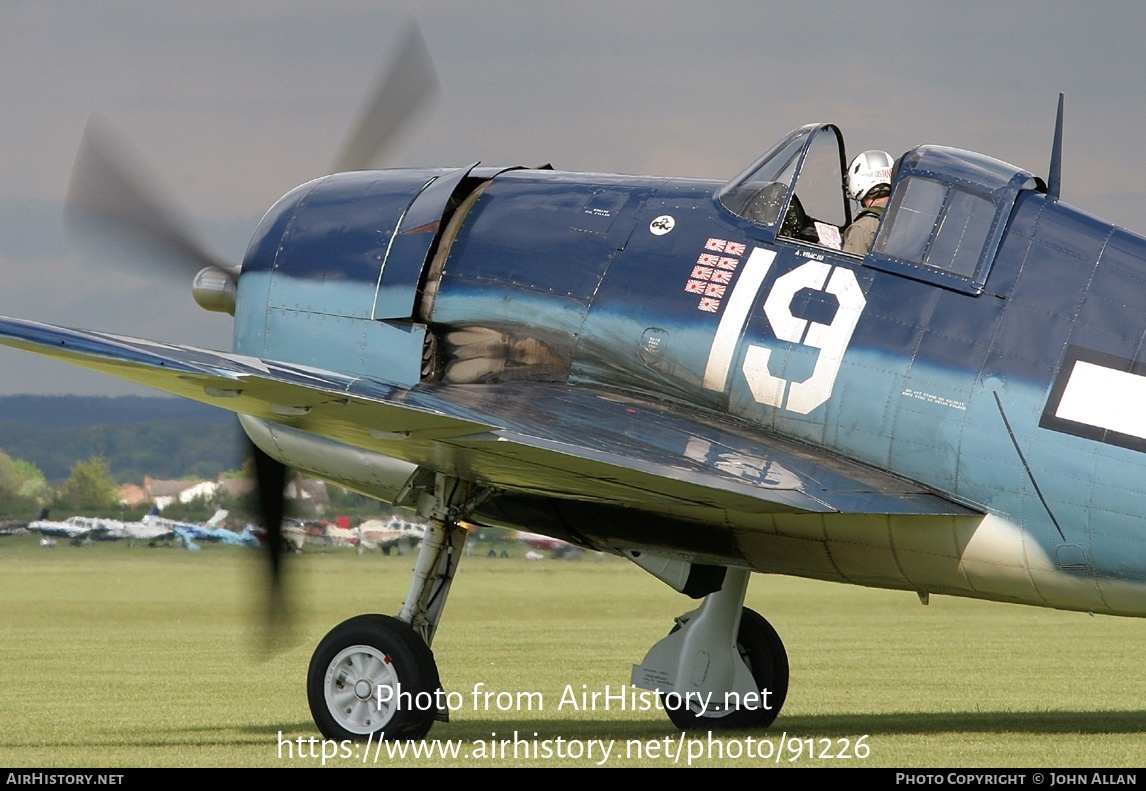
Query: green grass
0,534,1142,767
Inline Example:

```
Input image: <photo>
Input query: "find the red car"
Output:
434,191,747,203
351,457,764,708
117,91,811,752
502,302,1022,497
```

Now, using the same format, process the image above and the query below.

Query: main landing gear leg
631,567,789,729
307,473,487,741
397,474,475,646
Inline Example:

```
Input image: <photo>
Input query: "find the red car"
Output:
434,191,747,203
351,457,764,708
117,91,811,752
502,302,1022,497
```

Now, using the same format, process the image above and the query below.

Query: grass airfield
0,533,1141,768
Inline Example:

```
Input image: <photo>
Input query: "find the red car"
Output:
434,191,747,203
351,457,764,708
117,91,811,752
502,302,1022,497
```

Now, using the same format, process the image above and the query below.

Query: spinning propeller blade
333,21,440,173
65,121,239,281
250,440,291,647
60,19,438,632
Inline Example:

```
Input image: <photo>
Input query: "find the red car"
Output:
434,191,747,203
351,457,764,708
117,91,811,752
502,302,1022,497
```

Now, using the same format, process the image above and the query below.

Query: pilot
842,150,895,254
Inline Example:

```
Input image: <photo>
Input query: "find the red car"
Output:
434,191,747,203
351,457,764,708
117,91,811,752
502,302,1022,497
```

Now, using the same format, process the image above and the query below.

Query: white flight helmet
847,150,894,203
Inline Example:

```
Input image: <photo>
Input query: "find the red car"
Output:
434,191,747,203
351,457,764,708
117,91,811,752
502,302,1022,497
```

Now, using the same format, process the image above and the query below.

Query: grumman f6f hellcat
1,26,1141,740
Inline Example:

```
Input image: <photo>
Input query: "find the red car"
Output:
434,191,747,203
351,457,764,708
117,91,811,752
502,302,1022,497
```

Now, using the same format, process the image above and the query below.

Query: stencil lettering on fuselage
702,250,866,415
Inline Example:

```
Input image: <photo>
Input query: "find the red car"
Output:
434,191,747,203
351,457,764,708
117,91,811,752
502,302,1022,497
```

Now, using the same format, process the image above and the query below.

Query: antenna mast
1047,93,1064,202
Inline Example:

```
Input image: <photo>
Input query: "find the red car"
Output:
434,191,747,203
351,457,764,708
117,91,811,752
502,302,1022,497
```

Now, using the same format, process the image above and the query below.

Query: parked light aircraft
31,511,116,543
1,27,1143,741
30,508,226,548
514,530,578,557
356,515,426,554
142,508,250,546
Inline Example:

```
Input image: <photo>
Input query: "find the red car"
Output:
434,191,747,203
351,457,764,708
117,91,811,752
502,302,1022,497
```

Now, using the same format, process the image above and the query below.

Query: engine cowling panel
235,168,468,385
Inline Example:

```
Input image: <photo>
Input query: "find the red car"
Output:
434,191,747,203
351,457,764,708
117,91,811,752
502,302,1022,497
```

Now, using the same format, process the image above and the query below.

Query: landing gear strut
307,473,488,741
632,567,789,729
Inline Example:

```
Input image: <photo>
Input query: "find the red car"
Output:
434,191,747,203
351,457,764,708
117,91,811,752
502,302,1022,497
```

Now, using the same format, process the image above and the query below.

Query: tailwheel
307,614,441,741
664,607,789,731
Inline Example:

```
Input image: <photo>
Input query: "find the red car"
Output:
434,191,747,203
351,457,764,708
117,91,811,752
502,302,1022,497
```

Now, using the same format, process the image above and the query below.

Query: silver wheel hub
323,645,398,735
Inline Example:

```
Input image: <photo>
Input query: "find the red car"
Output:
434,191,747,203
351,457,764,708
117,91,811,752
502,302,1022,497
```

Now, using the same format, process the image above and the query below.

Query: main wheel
307,614,441,741
664,607,789,730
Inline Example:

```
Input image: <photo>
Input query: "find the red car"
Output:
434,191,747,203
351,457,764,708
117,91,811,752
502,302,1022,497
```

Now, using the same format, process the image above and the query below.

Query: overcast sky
3,0,1146,395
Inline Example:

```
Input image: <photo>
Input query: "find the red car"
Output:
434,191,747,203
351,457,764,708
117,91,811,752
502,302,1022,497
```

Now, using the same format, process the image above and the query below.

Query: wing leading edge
0,317,978,519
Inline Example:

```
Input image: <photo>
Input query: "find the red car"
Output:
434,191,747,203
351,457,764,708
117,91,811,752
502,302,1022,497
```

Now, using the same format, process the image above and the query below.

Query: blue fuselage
232,155,1146,616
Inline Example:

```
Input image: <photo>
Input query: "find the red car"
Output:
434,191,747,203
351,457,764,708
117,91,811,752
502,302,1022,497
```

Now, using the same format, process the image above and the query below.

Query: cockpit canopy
719,124,1041,294
718,124,850,241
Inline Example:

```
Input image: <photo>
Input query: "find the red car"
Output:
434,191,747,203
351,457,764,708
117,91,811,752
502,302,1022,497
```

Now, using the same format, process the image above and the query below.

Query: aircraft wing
0,318,977,519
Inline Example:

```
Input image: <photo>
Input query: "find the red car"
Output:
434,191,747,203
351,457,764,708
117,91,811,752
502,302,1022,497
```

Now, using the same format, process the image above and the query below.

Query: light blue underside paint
235,271,425,387
761,347,1146,585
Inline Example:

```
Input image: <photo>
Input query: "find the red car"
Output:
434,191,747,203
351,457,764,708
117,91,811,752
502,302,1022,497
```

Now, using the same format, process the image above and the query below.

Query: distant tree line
0,446,397,524
0,396,244,482
0,396,400,523
0,451,133,520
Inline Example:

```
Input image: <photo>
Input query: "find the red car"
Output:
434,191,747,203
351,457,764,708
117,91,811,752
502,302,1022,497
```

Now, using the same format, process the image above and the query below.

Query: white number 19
702,250,866,415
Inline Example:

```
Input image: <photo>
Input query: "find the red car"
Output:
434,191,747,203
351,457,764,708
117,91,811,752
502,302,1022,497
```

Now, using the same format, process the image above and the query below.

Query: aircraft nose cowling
232,168,471,385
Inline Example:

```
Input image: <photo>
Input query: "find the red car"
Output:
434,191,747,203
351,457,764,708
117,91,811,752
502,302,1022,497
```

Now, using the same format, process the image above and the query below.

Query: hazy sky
3,0,1146,395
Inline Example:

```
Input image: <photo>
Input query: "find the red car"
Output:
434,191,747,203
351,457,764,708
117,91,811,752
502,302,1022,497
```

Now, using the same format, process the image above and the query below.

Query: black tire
307,614,441,741
663,607,788,730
